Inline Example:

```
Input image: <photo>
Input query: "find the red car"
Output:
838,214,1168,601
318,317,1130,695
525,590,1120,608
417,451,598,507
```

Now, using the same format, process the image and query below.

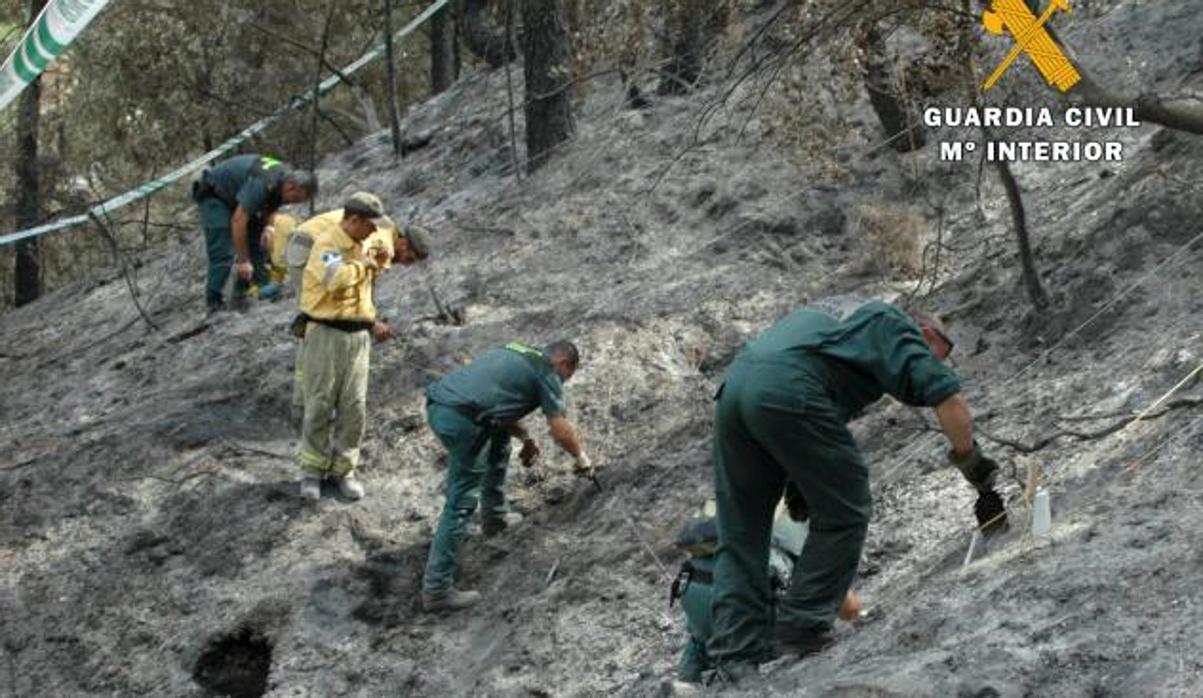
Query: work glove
783,482,810,523
974,489,1008,535
519,439,541,468
948,442,999,495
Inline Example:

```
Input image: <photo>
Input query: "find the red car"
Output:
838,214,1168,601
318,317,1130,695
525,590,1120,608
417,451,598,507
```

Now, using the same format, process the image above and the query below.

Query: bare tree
383,0,404,157
430,0,458,94
964,0,1049,309
520,0,574,171
991,151,1050,309
14,0,48,307
503,0,522,178
460,0,516,68
859,21,926,153
657,0,730,96
1015,0,1203,135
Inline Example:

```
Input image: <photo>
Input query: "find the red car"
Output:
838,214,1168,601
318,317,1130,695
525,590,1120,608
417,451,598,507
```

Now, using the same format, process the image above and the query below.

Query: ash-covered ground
2,3,1202,696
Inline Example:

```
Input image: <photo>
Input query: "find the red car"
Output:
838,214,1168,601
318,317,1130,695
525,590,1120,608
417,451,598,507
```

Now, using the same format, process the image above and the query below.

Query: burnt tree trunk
453,0,463,77
383,0,404,157
1006,0,1203,135
961,0,1048,311
460,0,515,68
430,0,458,94
657,0,729,96
14,0,47,307
860,23,926,152
992,153,1050,310
521,0,574,172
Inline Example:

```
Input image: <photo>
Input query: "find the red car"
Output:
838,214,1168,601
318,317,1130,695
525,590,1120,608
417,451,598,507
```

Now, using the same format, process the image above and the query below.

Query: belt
453,403,503,431
307,315,373,333
428,400,504,456
450,403,484,423
427,398,492,426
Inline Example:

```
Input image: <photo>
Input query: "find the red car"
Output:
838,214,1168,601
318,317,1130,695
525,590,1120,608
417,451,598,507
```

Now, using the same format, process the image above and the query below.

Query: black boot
774,624,834,658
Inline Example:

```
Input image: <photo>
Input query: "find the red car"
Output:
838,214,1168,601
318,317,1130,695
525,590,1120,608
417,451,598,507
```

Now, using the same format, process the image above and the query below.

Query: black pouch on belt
192,172,217,203
290,313,309,339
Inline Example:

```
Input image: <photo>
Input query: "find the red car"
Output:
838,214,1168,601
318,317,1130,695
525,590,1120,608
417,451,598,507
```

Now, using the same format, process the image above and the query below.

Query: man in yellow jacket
285,212,430,296
266,212,299,287
288,209,433,415
295,192,398,502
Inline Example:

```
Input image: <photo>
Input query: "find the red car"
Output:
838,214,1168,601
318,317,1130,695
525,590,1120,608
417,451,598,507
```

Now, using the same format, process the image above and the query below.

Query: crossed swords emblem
982,0,1081,93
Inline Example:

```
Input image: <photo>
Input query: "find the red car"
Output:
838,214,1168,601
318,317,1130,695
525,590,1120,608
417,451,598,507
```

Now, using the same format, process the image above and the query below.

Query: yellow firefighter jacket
299,214,379,323
268,212,299,283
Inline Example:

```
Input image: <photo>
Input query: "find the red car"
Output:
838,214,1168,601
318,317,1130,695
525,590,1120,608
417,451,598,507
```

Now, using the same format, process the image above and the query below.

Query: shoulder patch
320,250,343,265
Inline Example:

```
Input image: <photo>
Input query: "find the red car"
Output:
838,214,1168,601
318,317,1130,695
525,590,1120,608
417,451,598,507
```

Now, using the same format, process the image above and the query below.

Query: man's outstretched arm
547,415,593,475
934,392,974,457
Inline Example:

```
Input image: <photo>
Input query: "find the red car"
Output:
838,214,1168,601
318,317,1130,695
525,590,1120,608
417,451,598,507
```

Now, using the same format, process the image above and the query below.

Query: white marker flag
0,0,113,112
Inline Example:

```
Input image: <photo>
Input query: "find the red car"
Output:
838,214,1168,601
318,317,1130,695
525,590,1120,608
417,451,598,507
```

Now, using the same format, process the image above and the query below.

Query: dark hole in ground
192,628,272,698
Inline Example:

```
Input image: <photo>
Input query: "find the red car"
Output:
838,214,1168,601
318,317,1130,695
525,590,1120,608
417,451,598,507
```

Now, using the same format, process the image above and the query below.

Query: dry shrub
853,203,926,278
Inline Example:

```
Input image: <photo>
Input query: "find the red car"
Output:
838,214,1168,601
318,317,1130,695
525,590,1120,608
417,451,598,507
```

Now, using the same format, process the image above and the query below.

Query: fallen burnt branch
217,436,293,461
116,469,218,486
89,213,160,332
977,397,1203,454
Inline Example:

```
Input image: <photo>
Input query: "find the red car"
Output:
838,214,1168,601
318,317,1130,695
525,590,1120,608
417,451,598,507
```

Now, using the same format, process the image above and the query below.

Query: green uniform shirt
741,298,961,421
426,344,566,424
202,154,286,224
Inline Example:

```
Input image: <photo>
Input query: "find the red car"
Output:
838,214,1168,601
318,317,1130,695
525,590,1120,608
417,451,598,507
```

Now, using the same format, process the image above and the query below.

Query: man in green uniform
669,488,861,692
192,154,317,313
421,341,593,612
706,296,1003,682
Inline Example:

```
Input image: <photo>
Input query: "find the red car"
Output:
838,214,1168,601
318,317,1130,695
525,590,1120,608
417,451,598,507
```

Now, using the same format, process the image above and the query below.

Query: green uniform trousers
707,357,871,668
677,559,717,683
197,197,268,307
296,323,371,477
422,402,514,596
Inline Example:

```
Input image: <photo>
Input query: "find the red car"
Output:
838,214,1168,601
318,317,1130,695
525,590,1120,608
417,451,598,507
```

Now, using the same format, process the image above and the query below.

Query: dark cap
342,192,391,227
404,225,434,260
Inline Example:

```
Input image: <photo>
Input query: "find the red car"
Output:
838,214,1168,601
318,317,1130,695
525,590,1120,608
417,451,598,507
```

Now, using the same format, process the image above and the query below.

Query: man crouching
421,340,592,612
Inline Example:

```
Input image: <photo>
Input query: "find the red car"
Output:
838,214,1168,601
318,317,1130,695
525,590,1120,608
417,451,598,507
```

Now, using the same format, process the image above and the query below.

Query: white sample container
1031,487,1052,537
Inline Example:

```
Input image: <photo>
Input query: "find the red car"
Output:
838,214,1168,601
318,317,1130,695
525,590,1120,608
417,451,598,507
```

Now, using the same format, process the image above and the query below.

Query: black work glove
949,442,999,495
783,482,809,523
974,489,1008,535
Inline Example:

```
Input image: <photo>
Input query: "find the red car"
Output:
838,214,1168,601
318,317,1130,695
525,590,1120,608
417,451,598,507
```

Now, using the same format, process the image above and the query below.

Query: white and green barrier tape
0,0,112,112
0,0,450,249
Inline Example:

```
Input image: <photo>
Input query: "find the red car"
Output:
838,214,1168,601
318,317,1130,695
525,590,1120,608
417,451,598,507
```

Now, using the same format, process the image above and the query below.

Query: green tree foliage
0,0,435,306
